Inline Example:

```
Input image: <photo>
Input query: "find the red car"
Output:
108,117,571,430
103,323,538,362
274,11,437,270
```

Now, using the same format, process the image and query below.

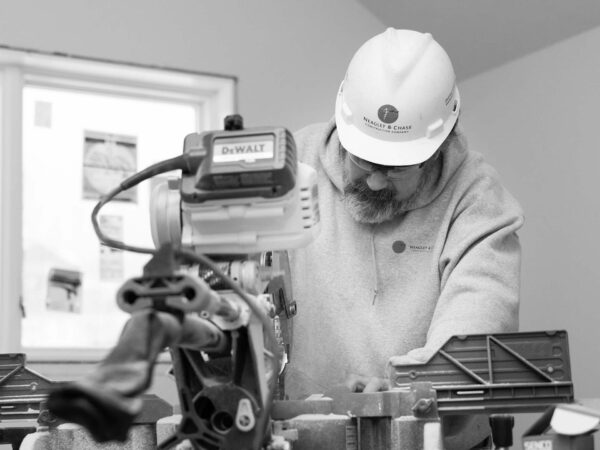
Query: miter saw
46,115,320,450
42,115,579,450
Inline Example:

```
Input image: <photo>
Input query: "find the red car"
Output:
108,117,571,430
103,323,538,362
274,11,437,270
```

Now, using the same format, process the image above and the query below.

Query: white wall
0,0,384,131
459,25,600,445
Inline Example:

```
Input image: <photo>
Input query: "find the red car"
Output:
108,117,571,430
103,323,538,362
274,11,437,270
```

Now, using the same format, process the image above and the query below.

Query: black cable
91,153,201,254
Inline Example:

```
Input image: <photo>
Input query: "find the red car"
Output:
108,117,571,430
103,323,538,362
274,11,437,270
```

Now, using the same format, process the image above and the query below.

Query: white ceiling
358,0,600,80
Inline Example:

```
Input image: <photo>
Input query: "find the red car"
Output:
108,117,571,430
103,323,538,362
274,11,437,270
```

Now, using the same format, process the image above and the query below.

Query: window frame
0,47,236,361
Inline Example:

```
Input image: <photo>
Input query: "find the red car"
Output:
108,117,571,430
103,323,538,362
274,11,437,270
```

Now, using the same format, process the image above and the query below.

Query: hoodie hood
315,116,469,213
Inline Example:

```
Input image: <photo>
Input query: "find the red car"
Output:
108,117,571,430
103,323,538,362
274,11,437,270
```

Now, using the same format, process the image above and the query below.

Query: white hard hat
335,28,460,166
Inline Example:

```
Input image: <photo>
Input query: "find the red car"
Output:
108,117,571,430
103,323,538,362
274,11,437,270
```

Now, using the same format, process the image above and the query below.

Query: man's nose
365,171,389,191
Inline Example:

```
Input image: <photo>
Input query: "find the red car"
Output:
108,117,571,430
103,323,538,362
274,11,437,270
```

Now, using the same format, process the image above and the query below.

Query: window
0,47,235,360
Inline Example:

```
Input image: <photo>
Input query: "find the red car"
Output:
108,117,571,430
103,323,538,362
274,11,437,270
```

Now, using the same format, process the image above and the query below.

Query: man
285,28,524,449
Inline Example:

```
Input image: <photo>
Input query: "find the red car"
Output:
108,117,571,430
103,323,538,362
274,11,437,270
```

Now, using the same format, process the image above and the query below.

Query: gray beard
342,169,432,224
343,180,405,224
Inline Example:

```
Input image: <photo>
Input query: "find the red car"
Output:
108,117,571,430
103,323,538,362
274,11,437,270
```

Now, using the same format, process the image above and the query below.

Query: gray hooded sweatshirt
285,118,524,447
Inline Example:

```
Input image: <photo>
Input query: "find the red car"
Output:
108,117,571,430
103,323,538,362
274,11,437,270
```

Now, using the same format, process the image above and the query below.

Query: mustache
343,178,399,205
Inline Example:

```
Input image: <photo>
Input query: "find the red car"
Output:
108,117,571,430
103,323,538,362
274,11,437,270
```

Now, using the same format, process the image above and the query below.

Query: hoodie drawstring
371,229,380,304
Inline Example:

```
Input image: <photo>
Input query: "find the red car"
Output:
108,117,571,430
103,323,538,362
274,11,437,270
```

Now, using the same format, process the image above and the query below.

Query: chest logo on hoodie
393,240,433,254
392,240,406,253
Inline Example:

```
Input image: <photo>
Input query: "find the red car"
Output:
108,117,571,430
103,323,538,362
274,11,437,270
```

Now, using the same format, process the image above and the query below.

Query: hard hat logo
378,105,399,124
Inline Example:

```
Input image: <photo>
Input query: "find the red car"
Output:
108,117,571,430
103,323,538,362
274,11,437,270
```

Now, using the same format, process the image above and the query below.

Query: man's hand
341,348,436,394
345,374,390,393
388,347,436,366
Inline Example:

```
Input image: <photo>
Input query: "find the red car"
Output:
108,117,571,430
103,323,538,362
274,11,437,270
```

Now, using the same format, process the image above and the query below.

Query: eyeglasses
348,152,426,180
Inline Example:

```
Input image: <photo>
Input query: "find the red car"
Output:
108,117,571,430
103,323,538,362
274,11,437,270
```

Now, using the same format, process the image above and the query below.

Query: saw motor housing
150,123,320,255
